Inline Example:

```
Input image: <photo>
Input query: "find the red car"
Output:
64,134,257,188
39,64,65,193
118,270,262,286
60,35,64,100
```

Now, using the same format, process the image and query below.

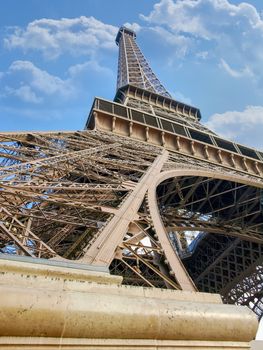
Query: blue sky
1,0,263,150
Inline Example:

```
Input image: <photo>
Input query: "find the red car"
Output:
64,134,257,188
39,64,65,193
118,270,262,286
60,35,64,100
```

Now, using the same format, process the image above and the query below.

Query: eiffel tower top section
115,26,171,98
113,26,202,123
86,27,263,169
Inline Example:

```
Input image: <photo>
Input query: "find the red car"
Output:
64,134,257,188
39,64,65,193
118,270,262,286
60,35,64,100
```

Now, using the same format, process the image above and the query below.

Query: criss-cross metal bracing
0,26,263,319
0,130,185,291
0,131,159,259
156,174,263,319
116,27,171,98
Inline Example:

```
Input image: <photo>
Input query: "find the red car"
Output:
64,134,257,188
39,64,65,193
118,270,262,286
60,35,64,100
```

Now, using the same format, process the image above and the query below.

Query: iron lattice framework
1,26,263,319
116,26,171,98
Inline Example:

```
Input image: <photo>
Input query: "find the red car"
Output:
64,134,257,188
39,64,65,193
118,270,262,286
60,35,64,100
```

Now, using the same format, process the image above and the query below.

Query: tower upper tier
116,26,171,98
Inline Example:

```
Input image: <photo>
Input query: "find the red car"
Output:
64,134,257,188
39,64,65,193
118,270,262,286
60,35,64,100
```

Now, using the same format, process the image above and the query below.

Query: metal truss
224,264,263,320
116,27,171,98
184,233,263,319
0,129,190,291
1,128,262,317
110,217,176,289
0,130,159,259
156,173,263,318
158,176,263,243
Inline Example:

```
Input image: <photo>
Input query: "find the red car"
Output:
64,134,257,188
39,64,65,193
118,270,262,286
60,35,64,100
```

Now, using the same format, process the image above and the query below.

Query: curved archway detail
147,168,263,291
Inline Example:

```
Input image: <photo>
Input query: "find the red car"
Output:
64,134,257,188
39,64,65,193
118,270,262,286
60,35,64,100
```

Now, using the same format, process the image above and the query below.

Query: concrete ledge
0,337,253,349
0,258,258,348
0,253,109,273
0,255,122,285
0,255,221,303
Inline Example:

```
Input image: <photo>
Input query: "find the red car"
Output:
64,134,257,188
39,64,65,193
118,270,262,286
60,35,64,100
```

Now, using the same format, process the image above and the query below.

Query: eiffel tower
0,25,262,329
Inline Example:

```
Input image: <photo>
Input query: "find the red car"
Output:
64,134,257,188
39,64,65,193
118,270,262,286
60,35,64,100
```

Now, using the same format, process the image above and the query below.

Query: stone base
0,337,253,349
0,255,258,350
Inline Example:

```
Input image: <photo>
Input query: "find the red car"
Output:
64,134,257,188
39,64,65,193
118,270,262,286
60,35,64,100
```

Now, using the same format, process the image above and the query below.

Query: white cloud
219,58,253,78
8,60,73,97
0,60,75,104
196,51,209,60
205,106,263,150
1,59,113,105
140,0,263,80
149,26,192,57
67,60,113,77
123,22,141,33
141,0,213,39
141,0,263,39
5,85,42,104
4,16,118,59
